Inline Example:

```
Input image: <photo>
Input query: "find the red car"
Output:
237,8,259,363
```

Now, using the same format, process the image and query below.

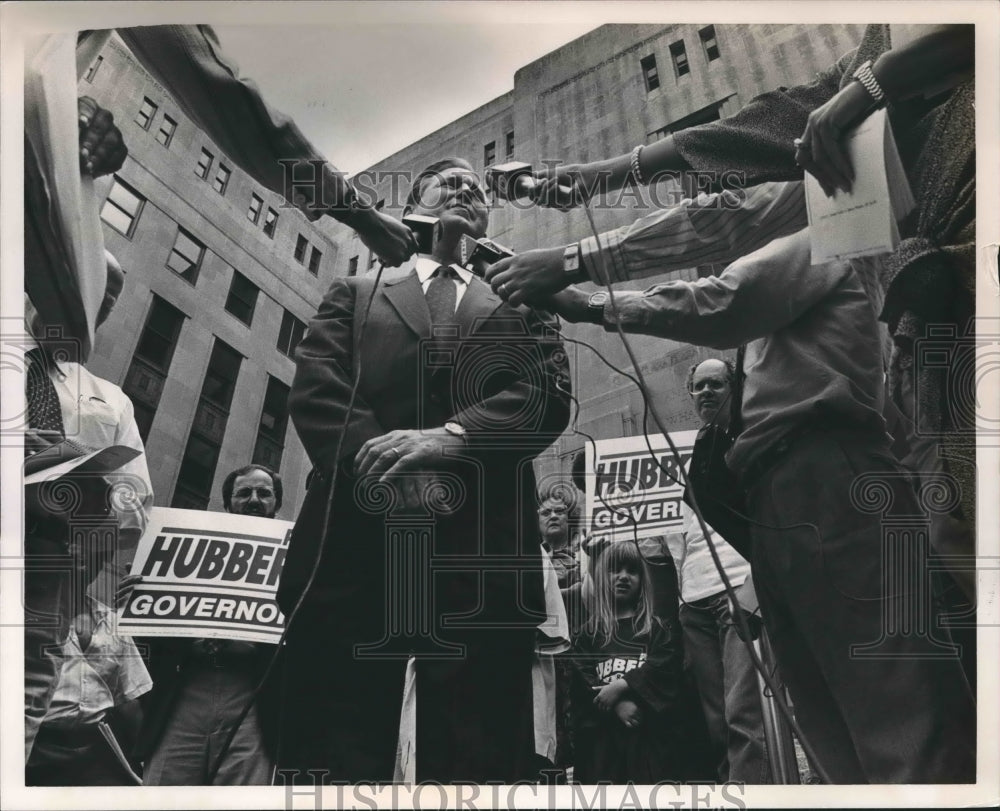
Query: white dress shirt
414,255,473,311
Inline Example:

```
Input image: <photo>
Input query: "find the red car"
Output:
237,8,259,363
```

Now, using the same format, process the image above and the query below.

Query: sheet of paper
806,109,899,264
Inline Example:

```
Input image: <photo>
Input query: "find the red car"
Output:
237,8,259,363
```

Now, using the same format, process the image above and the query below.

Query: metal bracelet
630,144,646,185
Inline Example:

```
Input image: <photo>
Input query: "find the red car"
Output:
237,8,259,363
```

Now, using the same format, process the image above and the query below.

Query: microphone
459,235,515,278
485,161,575,207
402,214,442,255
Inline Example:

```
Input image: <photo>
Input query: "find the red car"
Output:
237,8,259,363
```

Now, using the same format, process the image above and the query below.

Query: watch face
589,292,609,307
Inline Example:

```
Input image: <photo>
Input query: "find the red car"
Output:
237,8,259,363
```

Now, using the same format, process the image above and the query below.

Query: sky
214,21,599,175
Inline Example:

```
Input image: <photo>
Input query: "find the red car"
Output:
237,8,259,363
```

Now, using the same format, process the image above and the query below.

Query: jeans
680,591,771,783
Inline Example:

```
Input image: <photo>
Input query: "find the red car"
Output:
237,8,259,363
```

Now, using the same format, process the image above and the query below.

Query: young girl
570,541,687,784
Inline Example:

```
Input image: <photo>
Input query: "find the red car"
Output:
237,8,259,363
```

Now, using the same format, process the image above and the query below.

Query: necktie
25,347,65,438
425,265,458,325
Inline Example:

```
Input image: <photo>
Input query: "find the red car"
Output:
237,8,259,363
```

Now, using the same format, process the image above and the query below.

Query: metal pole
753,629,801,784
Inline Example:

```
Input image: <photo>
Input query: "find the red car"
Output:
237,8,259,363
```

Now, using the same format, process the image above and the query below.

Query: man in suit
276,157,570,784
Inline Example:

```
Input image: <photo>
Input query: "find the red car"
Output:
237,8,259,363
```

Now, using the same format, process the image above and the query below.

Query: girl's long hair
584,541,655,648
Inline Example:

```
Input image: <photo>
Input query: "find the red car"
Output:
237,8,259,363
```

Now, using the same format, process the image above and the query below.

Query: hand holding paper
804,109,915,264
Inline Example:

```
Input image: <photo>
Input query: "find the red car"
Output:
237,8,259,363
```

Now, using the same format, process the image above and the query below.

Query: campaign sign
584,431,698,542
118,507,293,644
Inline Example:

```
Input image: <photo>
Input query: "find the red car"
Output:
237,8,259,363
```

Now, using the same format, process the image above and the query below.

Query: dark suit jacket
278,266,571,637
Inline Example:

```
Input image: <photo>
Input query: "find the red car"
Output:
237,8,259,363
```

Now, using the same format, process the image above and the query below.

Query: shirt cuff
579,231,627,285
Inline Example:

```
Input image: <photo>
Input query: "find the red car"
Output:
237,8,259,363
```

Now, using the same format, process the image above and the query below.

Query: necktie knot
434,265,457,280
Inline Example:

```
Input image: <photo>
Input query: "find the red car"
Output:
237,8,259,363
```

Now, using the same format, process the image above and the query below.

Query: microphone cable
207,261,389,784
571,191,834,784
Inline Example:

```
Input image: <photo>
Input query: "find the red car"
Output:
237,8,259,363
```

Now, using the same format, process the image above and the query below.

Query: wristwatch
444,421,468,441
587,291,609,324
852,59,886,106
563,243,582,281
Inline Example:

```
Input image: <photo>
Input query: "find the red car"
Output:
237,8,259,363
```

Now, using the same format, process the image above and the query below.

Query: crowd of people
21,21,977,789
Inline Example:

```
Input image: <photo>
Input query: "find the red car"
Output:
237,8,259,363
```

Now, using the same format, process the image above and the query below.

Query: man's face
538,497,570,547
411,166,489,242
228,469,277,518
690,360,732,427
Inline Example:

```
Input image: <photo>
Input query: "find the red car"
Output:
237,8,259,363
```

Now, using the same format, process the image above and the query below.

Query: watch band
563,243,581,280
852,59,886,106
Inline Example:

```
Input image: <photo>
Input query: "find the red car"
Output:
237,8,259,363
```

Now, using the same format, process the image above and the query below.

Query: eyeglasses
538,507,568,518
233,487,275,500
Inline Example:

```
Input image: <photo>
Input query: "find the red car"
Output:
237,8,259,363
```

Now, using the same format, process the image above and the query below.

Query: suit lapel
382,266,432,339
454,276,502,337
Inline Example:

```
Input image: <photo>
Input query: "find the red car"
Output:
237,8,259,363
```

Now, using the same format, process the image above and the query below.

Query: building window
252,376,291,471
294,234,309,263
172,339,243,508
505,130,515,159
277,309,306,358
699,25,720,61
263,207,278,238
166,226,205,284
224,270,260,326
195,147,213,179
124,295,186,441
155,114,177,147
308,247,322,276
200,339,243,411
621,412,636,436
669,40,690,78
640,54,660,92
171,433,220,510
484,141,496,167
100,176,145,238
84,55,103,83
133,295,185,373
135,97,157,130
247,193,263,224
347,256,359,277
647,124,671,143
665,101,725,134
212,164,231,195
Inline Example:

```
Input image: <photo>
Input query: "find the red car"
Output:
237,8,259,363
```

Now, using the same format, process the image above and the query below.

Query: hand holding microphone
485,245,579,308
486,162,579,210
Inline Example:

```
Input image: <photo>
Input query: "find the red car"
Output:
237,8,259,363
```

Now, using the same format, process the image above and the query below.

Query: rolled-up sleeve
599,228,850,349
578,181,806,284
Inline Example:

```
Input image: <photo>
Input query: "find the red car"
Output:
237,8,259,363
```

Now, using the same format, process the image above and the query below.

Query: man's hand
794,80,871,196
593,677,630,712
485,246,572,308
351,209,419,268
353,427,465,480
613,698,643,729
78,96,127,177
115,573,143,610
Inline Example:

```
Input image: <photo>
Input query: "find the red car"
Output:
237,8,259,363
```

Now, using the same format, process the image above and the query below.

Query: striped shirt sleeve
578,181,807,284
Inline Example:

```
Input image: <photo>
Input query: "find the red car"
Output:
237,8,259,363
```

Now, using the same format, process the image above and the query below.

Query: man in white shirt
24,252,152,763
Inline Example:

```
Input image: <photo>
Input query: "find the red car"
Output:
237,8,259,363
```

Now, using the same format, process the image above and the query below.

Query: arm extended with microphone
485,161,577,209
